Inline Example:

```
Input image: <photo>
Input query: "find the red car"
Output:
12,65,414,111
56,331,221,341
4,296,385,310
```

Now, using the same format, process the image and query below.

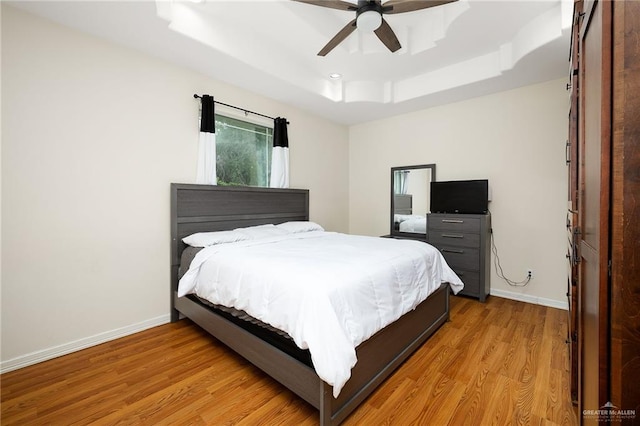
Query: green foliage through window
215,115,272,187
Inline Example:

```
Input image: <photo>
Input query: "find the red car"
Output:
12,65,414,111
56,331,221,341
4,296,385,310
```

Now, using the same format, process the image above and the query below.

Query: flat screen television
430,179,489,214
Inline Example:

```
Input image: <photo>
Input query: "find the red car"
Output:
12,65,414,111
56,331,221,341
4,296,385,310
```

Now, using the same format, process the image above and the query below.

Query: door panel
578,0,611,421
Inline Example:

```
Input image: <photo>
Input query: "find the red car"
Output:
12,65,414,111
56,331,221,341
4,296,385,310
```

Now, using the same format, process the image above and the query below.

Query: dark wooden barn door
571,0,640,421
578,0,611,420
579,1,611,422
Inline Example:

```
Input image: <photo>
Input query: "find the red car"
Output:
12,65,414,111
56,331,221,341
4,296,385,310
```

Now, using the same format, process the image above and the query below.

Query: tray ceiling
10,0,573,124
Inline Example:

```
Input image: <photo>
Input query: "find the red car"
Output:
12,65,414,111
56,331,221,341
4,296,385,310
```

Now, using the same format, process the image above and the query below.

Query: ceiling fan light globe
357,10,382,32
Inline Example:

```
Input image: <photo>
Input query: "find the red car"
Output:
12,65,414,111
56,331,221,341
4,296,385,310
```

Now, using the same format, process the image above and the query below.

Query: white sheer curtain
269,117,289,188
394,170,409,194
196,94,217,185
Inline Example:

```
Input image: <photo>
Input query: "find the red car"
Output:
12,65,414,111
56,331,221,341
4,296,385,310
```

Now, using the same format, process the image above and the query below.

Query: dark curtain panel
273,117,289,148
200,94,215,133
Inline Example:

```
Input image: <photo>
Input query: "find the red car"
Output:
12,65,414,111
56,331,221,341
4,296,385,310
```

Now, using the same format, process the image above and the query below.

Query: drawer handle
442,248,464,254
442,219,464,223
442,233,464,239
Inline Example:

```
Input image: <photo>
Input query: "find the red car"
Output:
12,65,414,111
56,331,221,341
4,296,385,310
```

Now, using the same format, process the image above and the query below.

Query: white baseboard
0,314,171,374
490,288,568,310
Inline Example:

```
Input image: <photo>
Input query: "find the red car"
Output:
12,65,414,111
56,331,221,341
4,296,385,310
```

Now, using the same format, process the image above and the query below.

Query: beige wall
0,6,349,366
349,79,569,307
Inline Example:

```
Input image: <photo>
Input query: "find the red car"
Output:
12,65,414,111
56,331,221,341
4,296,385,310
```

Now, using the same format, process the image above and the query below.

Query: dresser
427,213,491,302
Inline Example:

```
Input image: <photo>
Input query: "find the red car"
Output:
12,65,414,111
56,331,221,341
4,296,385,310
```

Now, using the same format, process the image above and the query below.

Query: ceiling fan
293,0,458,56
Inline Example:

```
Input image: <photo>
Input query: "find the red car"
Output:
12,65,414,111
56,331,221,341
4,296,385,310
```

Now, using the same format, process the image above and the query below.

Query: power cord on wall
489,216,532,287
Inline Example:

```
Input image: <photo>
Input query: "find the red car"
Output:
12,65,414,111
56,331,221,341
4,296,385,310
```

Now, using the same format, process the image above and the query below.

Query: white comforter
398,215,427,233
178,231,463,397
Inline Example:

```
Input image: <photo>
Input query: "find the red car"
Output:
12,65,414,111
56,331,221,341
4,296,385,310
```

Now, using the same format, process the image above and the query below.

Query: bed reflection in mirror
390,164,436,239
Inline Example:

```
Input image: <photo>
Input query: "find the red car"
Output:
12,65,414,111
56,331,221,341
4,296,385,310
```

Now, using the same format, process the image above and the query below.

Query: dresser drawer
428,232,480,249
451,270,480,296
438,246,480,271
429,216,480,233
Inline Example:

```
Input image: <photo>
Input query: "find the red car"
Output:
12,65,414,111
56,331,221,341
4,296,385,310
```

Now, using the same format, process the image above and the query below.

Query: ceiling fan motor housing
357,0,383,14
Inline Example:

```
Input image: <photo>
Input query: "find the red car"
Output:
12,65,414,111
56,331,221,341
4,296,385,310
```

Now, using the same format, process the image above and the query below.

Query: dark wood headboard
170,184,309,310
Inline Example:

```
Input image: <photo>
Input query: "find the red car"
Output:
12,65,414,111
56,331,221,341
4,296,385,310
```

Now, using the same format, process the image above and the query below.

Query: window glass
215,114,272,187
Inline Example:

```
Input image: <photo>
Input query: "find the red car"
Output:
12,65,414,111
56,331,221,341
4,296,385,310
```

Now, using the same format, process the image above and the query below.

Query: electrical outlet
527,269,533,279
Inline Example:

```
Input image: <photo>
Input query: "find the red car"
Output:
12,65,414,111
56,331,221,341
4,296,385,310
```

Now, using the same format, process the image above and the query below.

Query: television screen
430,179,489,214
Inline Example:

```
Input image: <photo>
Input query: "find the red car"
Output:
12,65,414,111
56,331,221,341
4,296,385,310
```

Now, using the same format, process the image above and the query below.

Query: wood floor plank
447,365,491,424
412,372,467,426
344,377,417,425
237,391,316,426
479,372,519,425
531,312,555,421
0,296,578,425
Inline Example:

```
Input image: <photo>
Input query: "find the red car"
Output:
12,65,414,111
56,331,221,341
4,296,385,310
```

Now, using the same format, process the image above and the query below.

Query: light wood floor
1,296,578,425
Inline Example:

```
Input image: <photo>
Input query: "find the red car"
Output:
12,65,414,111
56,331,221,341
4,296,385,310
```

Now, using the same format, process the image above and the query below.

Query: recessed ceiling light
329,73,342,80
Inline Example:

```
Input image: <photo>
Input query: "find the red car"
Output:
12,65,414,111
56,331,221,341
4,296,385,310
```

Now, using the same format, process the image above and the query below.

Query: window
215,114,273,187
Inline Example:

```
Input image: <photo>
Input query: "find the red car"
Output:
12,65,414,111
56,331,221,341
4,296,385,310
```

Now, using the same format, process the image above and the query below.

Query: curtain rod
193,94,289,124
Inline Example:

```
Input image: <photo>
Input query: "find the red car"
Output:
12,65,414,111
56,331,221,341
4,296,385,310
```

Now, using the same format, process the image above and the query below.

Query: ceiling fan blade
374,18,401,52
291,0,358,12
382,0,457,14
318,18,357,56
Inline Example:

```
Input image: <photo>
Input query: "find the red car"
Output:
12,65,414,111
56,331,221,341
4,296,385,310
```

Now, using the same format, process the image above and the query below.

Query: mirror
390,164,436,239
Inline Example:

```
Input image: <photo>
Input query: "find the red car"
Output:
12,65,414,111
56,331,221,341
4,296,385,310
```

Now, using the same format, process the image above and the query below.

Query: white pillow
394,214,424,223
276,221,324,233
234,224,290,239
182,230,249,248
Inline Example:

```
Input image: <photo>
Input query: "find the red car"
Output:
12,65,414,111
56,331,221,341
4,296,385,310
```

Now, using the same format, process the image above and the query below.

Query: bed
395,214,427,233
170,184,459,425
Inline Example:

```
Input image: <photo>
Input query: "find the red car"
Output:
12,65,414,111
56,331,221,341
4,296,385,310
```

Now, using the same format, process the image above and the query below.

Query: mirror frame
390,164,436,240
